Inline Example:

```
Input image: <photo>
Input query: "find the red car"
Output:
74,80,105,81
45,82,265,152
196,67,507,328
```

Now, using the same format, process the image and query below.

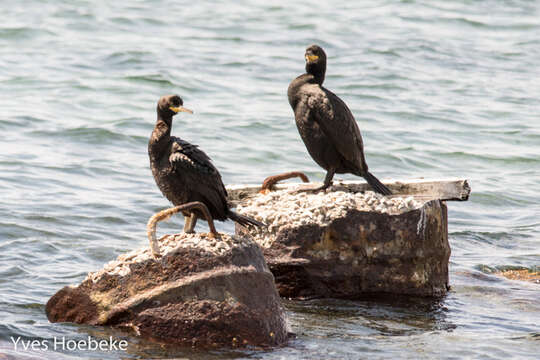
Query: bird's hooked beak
169,106,194,114
305,53,319,63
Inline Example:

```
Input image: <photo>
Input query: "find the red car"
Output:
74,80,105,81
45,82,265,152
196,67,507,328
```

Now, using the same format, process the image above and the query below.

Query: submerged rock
46,233,289,348
236,190,450,298
496,268,540,284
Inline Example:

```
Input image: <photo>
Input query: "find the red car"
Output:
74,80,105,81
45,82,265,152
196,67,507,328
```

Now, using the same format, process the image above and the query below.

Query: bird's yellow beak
305,54,319,63
169,106,193,114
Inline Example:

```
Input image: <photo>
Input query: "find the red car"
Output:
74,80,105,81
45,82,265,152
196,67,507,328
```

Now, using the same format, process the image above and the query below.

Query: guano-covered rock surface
237,190,450,298
46,233,289,348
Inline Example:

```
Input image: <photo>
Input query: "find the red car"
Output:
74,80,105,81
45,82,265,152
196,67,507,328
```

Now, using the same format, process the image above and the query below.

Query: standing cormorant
287,45,392,195
148,94,263,234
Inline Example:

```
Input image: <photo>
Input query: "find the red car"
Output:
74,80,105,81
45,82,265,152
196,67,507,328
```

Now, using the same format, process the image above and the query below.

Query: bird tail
228,210,266,228
363,172,392,195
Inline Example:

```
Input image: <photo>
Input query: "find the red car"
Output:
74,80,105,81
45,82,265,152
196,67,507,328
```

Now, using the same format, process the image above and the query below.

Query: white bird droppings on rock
237,189,424,248
86,233,251,283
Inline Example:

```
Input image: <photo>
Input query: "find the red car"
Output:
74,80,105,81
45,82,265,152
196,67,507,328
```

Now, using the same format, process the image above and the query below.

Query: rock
46,233,289,348
236,190,450,298
496,268,540,284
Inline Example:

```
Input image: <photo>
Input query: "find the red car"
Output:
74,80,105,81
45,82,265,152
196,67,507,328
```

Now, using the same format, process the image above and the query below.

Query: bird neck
306,62,326,85
149,116,172,159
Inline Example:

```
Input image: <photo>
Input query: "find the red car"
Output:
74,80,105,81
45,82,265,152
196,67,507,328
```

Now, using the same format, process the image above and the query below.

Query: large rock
236,190,450,298
46,233,288,348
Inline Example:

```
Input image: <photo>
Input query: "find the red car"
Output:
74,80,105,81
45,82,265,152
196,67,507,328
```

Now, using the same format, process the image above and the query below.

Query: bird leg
294,169,335,193
260,171,310,193
183,213,199,234
147,201,218,258
320,169,335,190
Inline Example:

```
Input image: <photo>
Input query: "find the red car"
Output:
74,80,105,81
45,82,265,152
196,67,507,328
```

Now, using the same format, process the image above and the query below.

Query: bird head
305,44,327,84
157,94,193,119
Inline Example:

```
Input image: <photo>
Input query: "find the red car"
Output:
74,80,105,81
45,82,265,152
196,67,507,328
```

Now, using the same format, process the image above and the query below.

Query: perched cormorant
148,94,263,234
287,45,392,195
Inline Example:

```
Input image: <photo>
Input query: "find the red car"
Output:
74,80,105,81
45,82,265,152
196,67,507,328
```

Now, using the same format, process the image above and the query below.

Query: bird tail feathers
363,172,392,195
228,210,266,228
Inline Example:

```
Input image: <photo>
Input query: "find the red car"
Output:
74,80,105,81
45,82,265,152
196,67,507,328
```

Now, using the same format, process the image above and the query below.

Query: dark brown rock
237,200,450,298
46,233,288,348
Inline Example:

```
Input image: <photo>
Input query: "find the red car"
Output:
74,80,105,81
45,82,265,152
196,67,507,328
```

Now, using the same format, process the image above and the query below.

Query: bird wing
168,137,228,212
307,85,367,170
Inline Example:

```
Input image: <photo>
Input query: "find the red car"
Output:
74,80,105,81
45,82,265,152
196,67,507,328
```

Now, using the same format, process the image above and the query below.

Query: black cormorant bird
287,45,392,195
148,94,263,234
